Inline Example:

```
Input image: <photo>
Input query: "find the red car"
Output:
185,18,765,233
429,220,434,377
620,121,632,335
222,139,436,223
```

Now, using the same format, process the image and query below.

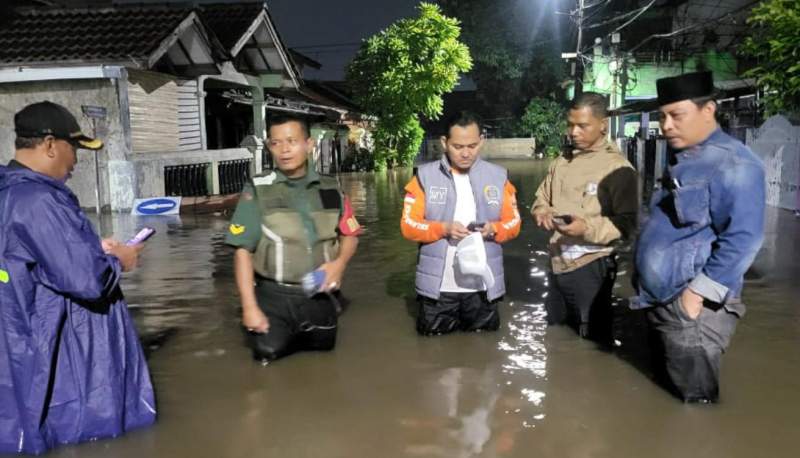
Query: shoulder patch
483,185,501,206
229,224,246,235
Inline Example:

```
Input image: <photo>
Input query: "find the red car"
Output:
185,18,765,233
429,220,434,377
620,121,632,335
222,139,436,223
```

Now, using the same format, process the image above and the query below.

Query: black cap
656,71,716,106
14,101,103,150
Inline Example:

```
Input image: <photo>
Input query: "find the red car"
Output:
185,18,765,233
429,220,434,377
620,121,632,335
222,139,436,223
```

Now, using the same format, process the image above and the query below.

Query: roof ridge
197,1,266,8
15,3,195,17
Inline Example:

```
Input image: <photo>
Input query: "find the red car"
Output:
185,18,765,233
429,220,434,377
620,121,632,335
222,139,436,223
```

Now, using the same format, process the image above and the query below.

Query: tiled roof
0,6,191,64
303,80,359,111
289,49,322,70
198,2,264,53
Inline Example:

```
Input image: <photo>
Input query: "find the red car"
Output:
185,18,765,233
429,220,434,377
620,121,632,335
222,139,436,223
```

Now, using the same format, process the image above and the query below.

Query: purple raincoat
0,164,156,454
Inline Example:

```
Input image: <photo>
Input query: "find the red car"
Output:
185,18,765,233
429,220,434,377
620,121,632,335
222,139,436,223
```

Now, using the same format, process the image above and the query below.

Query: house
576,0,758,138
0,1,355,211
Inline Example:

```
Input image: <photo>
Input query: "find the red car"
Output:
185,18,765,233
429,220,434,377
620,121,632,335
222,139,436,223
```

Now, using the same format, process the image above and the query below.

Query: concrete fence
616,137,669,204
618,115,800,210
132,147,253,199
748,115,800,210
423,138,536,161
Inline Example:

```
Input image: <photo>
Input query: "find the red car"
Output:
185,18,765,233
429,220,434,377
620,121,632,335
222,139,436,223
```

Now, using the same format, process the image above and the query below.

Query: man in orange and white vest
401,111,521,335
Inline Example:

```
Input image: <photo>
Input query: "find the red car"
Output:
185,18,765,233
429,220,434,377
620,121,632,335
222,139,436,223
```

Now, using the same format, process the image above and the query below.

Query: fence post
211,160,220,195
640,112,650,139
636,138,645,204
615,137,624,155
654,139,667,182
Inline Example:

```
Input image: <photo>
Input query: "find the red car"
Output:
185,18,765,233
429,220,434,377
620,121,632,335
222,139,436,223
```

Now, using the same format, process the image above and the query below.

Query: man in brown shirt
531,92,638,344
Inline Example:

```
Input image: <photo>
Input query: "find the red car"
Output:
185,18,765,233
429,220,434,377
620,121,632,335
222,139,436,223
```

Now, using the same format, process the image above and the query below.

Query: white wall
424,138,536,161
0,78,133,210
749,115,800,210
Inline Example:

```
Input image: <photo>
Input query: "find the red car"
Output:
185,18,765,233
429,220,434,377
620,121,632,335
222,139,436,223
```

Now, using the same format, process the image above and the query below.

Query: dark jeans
546,255,616,343
647,298,742,402
250,280,338,362
416,291,500,336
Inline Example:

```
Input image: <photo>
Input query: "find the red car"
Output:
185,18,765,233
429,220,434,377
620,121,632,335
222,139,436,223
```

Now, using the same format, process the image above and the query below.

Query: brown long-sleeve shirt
531,140,638,273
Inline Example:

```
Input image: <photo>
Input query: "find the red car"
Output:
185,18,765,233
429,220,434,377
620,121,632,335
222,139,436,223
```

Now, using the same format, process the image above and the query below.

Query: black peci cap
14,101,103,150
656,71,717,106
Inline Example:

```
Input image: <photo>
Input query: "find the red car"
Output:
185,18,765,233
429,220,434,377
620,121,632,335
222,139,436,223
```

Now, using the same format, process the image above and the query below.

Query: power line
627,0,760,53
291,42,363,50
611,0,658,35
578,0,614,12
583,2,655,31
582,0,613,23
577,0,759,56
295,49,360,55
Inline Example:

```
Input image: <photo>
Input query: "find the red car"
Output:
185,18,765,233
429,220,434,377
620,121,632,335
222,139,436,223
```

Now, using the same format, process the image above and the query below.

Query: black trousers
416,291,500,336
647,298,742,402
546,256,616,343
249,280,338,362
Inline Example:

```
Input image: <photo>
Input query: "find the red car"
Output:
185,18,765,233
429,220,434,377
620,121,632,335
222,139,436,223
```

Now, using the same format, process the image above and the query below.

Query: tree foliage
437,0,566,122
741,0,800,115
347,3,472,169
518,98,566,157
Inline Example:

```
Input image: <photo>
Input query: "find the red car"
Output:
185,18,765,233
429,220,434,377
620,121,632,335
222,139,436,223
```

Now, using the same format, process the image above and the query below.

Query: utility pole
617,53,629,138
608,32,623,138
574,0,585,95
560,0,587,96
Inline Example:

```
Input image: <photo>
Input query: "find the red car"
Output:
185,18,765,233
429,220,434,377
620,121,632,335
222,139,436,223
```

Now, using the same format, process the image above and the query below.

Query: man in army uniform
226,114,361,362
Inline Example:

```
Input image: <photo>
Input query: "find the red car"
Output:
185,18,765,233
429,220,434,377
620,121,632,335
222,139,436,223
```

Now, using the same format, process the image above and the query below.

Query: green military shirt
225,167,355,252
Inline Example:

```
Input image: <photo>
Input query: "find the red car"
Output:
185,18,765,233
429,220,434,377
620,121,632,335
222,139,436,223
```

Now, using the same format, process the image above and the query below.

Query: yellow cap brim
77,138,103,150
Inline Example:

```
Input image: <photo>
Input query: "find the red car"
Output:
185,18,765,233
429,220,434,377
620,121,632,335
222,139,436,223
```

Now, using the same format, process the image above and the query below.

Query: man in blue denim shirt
634,72,765,403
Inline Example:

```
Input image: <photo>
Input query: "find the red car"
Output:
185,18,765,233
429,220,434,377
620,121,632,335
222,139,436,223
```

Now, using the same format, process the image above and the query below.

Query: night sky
269,0,420,80
115,0,421,80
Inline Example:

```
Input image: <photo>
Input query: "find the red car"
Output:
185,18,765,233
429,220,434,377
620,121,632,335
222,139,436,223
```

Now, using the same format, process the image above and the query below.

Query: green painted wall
583,50,739,98
578,50,741,137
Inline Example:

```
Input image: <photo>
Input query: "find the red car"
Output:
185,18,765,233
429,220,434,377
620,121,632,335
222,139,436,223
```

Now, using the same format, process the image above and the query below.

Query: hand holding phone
302,269,326,297
126,227,156,246
467,222,485,232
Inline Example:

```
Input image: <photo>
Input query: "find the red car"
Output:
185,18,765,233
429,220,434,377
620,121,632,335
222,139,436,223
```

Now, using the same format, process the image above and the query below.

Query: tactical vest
415,157,508,301
251,173,342,284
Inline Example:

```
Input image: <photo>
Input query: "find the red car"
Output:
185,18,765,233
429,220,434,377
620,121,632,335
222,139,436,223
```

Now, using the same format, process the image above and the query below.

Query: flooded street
40,160,800,458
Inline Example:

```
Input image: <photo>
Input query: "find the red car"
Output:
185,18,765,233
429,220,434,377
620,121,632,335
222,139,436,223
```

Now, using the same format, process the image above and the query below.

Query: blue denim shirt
634,128,766,307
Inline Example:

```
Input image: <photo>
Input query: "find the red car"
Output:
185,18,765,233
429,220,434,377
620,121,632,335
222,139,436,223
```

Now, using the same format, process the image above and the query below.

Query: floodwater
33,160,800,457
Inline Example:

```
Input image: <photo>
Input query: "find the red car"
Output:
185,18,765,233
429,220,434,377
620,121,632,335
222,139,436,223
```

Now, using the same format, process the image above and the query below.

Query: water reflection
88,211,236,355
52,159,800,458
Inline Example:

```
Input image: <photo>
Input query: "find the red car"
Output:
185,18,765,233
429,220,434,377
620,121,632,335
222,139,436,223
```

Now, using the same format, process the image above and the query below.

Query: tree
518,98,566,157
347,3,472,169
437,0,567,123
741,0,800,115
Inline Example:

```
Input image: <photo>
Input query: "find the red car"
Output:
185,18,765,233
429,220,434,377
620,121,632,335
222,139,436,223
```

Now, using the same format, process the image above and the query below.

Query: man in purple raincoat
0,101,156,454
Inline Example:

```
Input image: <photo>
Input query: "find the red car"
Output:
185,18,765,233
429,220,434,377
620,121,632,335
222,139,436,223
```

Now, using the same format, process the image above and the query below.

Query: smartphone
126,227,156,246
467,222,485,232
301,269,326,297
552,215,573,226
